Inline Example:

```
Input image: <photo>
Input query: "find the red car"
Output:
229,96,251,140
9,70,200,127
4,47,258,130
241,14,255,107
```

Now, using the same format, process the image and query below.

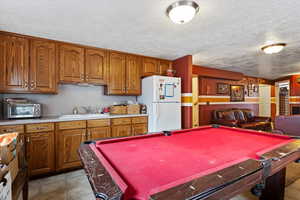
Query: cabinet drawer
87,119,110,128
132,117,148,124
111,118,132,126
0,125,24,134
26,123,54,133
57,121,86,130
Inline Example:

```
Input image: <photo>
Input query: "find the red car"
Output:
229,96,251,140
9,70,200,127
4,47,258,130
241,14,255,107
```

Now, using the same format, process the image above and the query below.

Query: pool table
78,125,300,200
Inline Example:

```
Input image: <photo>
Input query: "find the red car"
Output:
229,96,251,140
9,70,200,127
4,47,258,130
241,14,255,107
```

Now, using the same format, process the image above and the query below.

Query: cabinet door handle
80,74,85,80
3,129,14,133
26,137,30,143
23,81,28,88
30,81,36,89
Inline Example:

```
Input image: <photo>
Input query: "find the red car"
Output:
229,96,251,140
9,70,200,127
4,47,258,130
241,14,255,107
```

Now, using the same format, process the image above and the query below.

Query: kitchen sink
58,113,109,119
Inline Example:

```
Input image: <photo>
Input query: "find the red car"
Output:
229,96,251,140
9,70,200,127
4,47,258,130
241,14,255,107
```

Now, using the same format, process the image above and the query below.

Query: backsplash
2,85,136,116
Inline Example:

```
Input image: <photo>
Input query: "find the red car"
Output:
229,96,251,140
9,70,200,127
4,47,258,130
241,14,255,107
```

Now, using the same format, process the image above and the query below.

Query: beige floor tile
286,163,300,186
29,169,300,200
65,169,86,179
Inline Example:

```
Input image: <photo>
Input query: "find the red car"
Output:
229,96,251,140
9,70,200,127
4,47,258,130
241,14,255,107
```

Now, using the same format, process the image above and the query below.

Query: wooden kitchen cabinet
30,39,57,93
126,55,141,95
106,52,126,95
107,52,141,95
111,117,132,137
132,116,148,135
25,131,55,176
111,125,132,138
159,60,172,76
0,33,57,93
59,44,85,83
87,119,111,140
88,127,111,140
85,48,108,85
0,125,24,134
0,34,29,92
56,121,86,170
132,124,148,136
25,123,55,176
142,57,159,77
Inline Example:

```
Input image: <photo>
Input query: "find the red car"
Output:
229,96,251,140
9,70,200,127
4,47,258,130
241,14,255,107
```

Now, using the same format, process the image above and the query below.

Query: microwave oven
3,98,42,119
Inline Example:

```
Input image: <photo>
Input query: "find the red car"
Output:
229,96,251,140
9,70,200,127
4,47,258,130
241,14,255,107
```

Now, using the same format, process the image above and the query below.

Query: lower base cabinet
26,131,55,176
0,116,147,176
112,125,132,137
132,124,148,136
88,127,111,140
56,128,86,171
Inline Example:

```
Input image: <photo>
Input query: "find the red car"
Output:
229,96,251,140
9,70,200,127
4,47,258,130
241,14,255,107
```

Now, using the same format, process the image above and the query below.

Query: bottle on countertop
140,104,147,114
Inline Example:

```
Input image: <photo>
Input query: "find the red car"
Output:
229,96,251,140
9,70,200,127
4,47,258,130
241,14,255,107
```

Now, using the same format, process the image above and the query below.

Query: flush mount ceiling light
166,0,199,24
261,43,287,54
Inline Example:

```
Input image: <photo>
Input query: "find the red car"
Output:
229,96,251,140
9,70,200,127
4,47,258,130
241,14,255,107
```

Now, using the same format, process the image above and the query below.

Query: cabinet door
159,60,171,75
26,131,55,176
56,129,86,170
85,48,107,85
30,40,57,93
88,127,111,140
111,125,132,138
0,35,29,92
142,57,159,77
126,55,141,95
132,124,148,136
107,52,126,95
59,44,84,83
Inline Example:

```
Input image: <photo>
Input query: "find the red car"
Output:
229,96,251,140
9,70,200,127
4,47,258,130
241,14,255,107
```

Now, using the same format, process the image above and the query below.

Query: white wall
3,85,136,116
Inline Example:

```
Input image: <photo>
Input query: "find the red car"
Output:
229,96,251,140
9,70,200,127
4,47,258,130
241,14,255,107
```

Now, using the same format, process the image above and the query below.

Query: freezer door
153,76,181,103
150,102,181,132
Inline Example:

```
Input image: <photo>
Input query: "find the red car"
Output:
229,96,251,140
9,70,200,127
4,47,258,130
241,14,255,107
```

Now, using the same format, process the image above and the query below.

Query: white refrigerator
138,76,181,133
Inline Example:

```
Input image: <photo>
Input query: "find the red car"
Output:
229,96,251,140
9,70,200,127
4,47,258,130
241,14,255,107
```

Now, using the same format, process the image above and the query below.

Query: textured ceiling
1,0,300,79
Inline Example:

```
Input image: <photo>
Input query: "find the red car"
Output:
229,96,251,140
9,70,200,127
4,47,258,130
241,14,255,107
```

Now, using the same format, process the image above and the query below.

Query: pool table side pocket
149,159,263,200
78,144,124,200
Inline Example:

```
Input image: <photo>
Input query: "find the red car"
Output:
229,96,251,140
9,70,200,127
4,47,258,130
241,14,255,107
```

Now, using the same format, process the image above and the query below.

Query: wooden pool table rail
78,143,123,200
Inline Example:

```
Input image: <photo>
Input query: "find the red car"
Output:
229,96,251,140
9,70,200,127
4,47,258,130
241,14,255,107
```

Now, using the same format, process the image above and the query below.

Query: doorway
259,84,271,117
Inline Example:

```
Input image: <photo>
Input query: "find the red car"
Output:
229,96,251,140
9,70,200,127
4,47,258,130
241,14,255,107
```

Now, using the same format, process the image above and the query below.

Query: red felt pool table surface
92,126,294,200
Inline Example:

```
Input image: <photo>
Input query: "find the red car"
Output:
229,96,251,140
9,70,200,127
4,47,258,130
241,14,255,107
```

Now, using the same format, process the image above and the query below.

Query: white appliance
138,76,181,132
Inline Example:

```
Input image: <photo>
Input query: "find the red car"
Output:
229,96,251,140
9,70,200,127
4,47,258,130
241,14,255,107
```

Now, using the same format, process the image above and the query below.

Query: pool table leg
260,168,286,200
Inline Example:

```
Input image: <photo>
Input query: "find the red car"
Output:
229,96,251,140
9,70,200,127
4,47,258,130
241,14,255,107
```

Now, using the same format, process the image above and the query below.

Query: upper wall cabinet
0,34,29,92
106,52,141,95
106,52,126,95
85,48,107,85
159,60,172,76
59,44,85,83
142,57,172,77
126,55,141,95
30,40,57,93
59,44,108,85
142,57,159,77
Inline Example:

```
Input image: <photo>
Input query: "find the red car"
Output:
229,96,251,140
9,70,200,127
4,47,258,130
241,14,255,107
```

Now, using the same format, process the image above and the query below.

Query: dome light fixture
261,43,287,54
166,0,199,24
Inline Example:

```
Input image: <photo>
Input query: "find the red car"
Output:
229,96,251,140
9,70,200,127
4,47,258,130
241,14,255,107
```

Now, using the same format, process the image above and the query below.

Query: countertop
0,113,148,126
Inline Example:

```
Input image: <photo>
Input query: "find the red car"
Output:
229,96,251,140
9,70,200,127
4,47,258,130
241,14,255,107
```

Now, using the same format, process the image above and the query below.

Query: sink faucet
72,107,79,114
80,106,92,114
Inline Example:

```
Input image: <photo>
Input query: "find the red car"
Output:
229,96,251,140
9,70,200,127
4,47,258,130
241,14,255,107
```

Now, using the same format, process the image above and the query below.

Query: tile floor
28,164,300,200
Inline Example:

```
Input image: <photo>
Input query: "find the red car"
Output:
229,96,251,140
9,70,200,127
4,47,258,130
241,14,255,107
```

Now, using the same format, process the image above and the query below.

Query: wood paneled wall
194,66,265,125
